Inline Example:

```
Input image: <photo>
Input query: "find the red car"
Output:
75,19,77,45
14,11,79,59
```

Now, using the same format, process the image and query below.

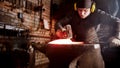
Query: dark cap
76,0,92,8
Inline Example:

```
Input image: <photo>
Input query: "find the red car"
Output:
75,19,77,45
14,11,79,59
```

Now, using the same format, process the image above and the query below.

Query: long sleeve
116,19,120,39
107,15,120,46
55,15,72,31
96,9,120,47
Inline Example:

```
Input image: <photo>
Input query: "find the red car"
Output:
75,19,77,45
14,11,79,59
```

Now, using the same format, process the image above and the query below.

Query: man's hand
55,29,68,39
109,37,120,47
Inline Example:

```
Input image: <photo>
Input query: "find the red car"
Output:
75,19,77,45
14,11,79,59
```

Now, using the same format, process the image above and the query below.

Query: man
55,0,120,68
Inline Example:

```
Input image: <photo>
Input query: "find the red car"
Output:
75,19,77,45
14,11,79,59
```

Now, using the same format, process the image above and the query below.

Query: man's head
75,0,94,19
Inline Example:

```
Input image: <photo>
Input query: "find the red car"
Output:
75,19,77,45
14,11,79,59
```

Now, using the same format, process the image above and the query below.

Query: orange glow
48,39,84,45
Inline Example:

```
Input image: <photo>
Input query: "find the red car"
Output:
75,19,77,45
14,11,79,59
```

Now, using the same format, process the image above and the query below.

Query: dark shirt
55,9,120,44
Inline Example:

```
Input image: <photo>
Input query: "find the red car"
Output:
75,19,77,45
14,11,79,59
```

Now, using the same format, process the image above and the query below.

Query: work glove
109,37,120,47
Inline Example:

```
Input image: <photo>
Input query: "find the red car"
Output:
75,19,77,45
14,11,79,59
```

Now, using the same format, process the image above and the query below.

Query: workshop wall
0,0,51,68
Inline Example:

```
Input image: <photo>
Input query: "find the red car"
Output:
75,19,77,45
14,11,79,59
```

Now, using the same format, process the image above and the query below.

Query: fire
48,39,84,45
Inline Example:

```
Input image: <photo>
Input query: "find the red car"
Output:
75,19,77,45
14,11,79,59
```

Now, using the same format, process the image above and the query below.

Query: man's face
77,8,91,19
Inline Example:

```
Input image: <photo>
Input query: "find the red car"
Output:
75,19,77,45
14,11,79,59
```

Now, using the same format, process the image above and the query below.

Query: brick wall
0,0,51,67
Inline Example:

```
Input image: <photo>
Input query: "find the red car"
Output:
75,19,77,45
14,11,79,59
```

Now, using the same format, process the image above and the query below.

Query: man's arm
55,15,72,39
55,15,72,31
97,9,120,46
109,18,120,47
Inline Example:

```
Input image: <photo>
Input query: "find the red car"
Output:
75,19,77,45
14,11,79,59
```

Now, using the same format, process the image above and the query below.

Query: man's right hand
55,29,68,39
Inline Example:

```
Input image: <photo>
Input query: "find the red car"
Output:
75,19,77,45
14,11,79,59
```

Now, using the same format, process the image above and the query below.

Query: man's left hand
109,37,120,47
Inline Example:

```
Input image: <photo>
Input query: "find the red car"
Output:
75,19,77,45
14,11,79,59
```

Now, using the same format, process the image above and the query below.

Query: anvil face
48,39,84,45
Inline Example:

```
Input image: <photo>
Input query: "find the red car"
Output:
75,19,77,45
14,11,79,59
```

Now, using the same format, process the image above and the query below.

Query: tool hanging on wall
17,0,25,22
11,0,22,9
25,0,32,13
34,0,45,30
39,0,44,29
